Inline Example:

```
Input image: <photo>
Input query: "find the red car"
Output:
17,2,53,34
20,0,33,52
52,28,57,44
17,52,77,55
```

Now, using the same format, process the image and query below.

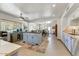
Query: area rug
15,37,49,53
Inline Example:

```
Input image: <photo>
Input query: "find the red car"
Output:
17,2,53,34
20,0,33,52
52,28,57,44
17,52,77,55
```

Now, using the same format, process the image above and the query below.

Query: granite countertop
64,31,79,40
0,40,21,56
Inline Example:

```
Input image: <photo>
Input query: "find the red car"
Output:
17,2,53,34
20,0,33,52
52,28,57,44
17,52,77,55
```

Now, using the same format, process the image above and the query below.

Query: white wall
50,19,57,33
57,19,61,39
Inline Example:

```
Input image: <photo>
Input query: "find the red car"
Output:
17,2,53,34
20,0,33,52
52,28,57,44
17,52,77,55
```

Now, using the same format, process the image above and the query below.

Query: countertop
0,40,21,56
64,31,79,40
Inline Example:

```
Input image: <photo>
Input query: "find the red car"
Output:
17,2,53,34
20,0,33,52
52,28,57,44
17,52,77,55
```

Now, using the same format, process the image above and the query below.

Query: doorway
55,24,57,37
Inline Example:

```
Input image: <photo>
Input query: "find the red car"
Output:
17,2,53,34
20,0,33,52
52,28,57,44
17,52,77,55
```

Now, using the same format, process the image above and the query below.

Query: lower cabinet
63,33,75,55
68,37,72,52
63,32,79,55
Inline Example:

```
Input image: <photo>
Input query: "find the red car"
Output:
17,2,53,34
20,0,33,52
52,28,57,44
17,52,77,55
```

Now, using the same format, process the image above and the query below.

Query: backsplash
64,26,79,35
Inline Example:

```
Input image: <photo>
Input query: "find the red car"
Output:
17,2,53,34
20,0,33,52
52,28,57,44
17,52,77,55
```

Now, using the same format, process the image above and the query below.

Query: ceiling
0,3,68,23
14,3,68,21
65,3,79,18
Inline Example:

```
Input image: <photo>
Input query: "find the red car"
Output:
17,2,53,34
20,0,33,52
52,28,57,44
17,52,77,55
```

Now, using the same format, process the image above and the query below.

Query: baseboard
57,38,73,56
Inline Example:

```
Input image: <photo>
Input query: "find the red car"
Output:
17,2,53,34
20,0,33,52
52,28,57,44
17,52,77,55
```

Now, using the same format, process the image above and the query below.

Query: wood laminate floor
16,34,71,56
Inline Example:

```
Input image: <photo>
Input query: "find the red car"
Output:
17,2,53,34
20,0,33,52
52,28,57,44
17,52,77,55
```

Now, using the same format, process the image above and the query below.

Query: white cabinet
63,32,79,55
63,33,75,54
71,37,75,55
67,36,72,52
63,33,70,49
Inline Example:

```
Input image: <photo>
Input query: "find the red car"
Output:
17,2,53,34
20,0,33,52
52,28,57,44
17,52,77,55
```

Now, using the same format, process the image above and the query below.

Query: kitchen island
23,32,42,45
0,39,21,56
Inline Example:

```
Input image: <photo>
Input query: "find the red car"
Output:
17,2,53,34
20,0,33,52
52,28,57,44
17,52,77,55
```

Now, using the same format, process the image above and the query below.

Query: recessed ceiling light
52,4,56,7
46,21,51,24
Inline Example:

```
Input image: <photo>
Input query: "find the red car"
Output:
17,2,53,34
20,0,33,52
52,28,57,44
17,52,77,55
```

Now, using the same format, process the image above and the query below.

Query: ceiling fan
19,12,30,22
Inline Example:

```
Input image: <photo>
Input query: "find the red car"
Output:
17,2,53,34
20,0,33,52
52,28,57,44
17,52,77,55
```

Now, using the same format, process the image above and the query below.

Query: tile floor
16,34,71,56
